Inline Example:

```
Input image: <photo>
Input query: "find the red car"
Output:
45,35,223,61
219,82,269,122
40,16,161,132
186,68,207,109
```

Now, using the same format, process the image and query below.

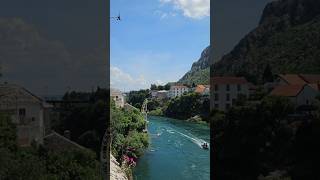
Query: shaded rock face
212,0,320,84
189,46,211,72
179,46,211,85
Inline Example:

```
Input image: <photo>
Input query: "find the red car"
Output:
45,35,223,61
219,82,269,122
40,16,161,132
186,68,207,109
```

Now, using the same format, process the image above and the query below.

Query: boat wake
166,128,209,149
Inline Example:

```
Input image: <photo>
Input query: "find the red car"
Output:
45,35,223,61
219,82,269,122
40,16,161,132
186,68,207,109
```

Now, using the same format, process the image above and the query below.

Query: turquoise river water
133,116,210,180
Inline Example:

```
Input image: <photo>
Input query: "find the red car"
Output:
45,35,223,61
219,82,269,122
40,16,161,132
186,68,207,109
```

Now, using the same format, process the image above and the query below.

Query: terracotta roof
300,74,320,84
195,85,206,93
270,84,305,97
0,83,51,108
278,74,306,85
211,77,248,84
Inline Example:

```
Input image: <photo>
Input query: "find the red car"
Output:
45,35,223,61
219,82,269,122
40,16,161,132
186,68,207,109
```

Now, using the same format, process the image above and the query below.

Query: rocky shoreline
110,154,128,180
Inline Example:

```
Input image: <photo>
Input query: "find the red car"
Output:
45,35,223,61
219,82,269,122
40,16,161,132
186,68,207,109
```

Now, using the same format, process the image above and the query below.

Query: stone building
0,83,52,146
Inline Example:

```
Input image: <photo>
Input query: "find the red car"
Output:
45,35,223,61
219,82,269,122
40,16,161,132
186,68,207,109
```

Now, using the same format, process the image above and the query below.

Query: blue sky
111,0,210,91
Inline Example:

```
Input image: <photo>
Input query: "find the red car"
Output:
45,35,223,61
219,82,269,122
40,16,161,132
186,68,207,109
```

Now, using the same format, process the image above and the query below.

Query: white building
111,89,125,108
0,83,52,146
210,77,250,111
169,85,189,98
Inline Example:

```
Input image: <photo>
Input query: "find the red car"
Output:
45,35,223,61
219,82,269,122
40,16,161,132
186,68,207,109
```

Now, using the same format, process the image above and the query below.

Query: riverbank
110,100,149,179
110,154,129,180
148,112,209,126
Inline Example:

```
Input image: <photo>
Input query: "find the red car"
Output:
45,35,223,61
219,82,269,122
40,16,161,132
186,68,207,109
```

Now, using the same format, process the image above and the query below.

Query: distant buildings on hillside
169,85,189,98
195,85,210,96
149,83,210,100
209,74,320,111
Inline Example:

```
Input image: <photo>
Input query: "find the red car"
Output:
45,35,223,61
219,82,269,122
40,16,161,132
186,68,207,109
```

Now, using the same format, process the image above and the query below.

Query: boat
201,143,209,150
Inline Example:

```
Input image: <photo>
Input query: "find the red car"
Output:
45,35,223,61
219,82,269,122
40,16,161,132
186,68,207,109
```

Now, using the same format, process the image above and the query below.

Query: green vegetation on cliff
179,46,210,85
212,0,320,84
110,100,149,161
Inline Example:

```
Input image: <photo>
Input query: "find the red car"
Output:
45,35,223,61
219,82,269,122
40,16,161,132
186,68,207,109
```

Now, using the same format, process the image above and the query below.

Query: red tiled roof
300,74,320,84
211,77,248,84
195,85,206,93
278,74,306,85
270,84,305,97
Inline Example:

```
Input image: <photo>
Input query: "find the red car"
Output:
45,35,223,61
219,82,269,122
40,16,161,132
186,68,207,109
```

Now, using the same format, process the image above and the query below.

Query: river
133,116,210,180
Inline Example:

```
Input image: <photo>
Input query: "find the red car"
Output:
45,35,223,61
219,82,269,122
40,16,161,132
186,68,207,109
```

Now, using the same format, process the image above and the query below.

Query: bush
111,100,149,161
148,108,163,116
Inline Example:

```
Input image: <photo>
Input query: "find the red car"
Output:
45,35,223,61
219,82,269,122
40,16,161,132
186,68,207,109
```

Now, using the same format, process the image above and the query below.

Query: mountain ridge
178,46,211,85
211,0,320,84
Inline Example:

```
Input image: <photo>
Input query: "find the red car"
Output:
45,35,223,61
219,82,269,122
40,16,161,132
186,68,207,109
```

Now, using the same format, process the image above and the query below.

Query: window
19,108,26,124
226,94,230,101
226,84,230,91
19,108,26,116
214,93,219,101
226,103,230,109
237,84,241,91
215,84,219,91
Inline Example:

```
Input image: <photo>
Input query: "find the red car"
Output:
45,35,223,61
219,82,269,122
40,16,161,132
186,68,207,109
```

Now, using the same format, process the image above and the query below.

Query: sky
110,0,210,91
0,0,273,95
0,0,107,96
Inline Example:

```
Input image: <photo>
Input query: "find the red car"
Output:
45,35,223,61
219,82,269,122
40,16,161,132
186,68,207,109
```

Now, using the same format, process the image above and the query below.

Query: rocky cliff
178,46,211,85
212,0,320,84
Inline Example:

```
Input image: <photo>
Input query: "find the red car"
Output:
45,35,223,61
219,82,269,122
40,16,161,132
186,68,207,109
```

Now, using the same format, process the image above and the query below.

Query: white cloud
159,0,210,19
110,66,147,91
155,80,165,85
154,10,177,20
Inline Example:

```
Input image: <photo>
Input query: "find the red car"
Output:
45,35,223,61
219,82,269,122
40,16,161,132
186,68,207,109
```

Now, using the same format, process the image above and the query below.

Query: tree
157,85,164,90
164,84,170,90
127,90,150,109
0,113,16,151
263,64,274,83
150,84,157,90
164,93,204,120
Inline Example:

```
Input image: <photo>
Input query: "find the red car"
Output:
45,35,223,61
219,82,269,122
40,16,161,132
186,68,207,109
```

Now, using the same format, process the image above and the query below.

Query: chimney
63,130,71,139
